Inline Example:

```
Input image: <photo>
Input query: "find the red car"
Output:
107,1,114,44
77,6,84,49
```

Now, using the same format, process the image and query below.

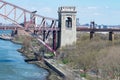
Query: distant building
103,25,108,29
76,18,80,26
98,25,101,29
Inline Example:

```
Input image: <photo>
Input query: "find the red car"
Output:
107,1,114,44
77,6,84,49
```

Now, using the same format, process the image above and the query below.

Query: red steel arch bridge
0,0,59,55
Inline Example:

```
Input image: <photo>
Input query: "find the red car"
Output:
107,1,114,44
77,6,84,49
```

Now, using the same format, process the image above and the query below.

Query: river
0,30,48,80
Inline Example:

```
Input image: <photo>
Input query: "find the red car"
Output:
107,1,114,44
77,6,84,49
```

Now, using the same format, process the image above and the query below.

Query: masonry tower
58,7,77,47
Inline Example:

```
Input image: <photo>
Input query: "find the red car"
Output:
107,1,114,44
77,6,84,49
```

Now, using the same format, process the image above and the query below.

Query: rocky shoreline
10,35,63,80
0,34,63,80
17,48,63,80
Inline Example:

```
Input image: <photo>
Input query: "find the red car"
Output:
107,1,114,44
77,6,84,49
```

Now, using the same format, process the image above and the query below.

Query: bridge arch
0,0,59,55
0,13,23,28
0,0,58,30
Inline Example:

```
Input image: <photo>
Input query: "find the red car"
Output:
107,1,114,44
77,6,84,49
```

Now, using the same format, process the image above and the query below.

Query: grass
14,32,120,80
62,58,68,64
44,52,55,58
85,74,101,80
59,33,120,80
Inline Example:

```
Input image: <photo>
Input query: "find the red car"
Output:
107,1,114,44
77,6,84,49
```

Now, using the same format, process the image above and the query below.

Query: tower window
66,17,72,28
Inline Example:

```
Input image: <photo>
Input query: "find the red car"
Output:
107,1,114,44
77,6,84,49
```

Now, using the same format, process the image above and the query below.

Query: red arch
0,0,58,30
0,0,58,55
0,13,23,28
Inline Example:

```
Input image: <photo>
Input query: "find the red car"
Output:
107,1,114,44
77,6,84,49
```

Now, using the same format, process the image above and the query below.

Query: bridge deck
77,28,120,32
0,26,22,30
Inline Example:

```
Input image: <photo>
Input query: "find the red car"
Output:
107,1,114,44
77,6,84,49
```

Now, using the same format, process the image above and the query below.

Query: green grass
62,58,68,64
44,52,55,57
80,73,86,77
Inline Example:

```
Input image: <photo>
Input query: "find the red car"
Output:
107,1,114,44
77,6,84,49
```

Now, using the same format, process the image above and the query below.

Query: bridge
0,25,21,30
1,1,120,79
0,0,60,55
76,21,120,40
0,0,119,55
77,28,120,32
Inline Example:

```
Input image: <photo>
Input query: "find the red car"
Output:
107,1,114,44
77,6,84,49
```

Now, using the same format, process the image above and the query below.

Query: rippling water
0,30,48,80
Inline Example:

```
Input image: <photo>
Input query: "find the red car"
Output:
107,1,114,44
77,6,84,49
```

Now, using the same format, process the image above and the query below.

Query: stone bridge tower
58,6,77,48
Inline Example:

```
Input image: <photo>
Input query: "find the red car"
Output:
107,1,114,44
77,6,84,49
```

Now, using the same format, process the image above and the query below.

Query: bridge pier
109,31,114,41
90,31,94,39
53,30,57,51
14,29,18,35
11,29,18,36
33,30,38,34
43,30,46,41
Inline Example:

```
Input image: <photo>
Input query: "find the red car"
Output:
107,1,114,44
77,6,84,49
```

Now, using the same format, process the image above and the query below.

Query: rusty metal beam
16,11,24,21
0,13,23,28
0,0,57,20
6,7,15,17
0,3,6,9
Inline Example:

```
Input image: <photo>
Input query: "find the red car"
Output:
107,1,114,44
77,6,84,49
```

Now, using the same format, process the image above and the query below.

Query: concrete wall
58,7,77,48
44,60,65,78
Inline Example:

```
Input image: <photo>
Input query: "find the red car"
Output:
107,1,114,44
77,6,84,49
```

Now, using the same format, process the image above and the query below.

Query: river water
0,30,48,80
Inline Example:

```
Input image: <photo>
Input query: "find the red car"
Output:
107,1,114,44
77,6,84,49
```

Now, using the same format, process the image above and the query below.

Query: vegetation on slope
58,32,120,80
13,32,120,80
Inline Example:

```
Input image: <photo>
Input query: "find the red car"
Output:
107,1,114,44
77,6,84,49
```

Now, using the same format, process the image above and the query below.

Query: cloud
31,7,36,10
30,7,53,14
87,6,98,10
36,7,57,18
78,6,102,16
93,13,102,16
40,7,52,13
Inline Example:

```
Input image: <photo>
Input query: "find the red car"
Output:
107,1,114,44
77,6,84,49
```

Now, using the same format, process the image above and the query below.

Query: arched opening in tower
66,17,72,28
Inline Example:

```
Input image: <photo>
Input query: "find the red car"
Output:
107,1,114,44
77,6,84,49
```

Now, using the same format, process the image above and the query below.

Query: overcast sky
4,0,120,25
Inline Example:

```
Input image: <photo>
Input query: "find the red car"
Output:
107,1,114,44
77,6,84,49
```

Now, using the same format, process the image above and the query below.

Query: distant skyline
4,0,120,25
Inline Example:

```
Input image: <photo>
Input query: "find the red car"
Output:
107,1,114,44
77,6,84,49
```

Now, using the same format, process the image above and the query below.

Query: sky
3,0,120,25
